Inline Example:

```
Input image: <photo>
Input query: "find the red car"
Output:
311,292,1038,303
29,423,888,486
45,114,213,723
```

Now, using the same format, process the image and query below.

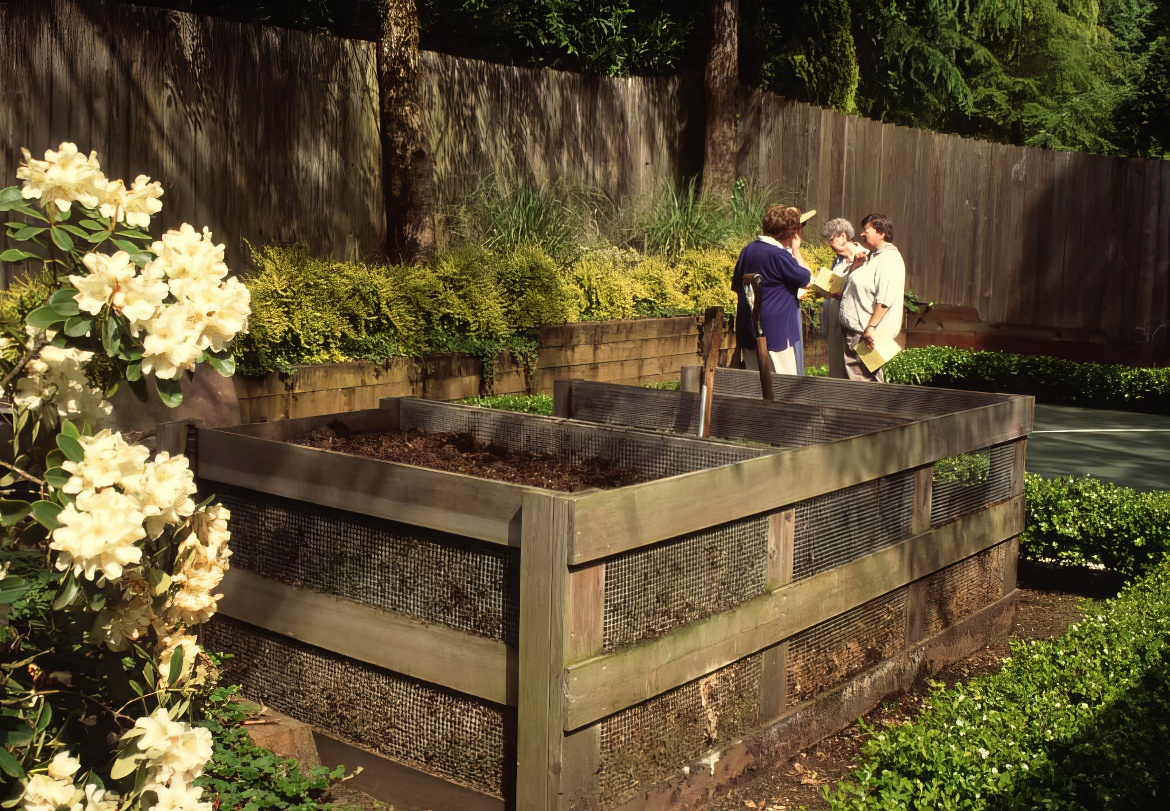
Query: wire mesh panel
785,588,908,707
931,443,1015,527
597,655,762,809
399,399,767,480
603,516,769,651
204,617,510,798
792,472,916,581
920,542,1009,638
209,483,520,645
568,382,906,448
711,368,1008,417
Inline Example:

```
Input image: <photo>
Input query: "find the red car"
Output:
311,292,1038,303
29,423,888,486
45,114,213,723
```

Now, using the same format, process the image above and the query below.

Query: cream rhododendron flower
157,633,201,686
140,302,205,380
13,342,112,427
50,488,146,581
123,452,197,539
113,264,169,334
122,175,165,228
148,224,228,282
47,751,80,781
70,251,137,315
184,275,251,353
70,784,120,811
144,781,210,811
61,430,151,495
128,708,213,785
21,774,78,811
17,142,103,212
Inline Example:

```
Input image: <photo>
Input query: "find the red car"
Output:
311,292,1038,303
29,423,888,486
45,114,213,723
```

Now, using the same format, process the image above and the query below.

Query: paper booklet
856,336,903,372
811,267,847,296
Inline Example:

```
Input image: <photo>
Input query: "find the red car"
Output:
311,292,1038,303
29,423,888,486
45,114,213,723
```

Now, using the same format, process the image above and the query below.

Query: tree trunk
378,0,435,263
700,0,738,202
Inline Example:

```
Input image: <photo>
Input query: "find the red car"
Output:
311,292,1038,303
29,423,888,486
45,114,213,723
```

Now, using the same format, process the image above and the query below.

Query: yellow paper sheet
856,336,902,372
810,267,847,296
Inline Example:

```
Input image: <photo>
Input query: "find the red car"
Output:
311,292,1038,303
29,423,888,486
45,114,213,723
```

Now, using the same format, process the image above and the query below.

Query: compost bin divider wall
178,381,1032,811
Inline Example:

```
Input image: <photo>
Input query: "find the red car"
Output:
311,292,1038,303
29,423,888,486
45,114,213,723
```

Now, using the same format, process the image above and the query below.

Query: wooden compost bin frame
178,380,1031,811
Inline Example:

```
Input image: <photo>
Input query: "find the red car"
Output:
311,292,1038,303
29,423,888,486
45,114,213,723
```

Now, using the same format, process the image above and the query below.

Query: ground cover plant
886,346,1170,414
0,143,337,809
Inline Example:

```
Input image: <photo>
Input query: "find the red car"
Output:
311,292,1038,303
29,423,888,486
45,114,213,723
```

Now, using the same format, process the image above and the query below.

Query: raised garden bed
172,374,1032,811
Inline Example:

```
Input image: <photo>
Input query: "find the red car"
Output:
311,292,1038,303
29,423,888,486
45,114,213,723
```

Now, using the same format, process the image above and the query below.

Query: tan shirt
839,243,905,337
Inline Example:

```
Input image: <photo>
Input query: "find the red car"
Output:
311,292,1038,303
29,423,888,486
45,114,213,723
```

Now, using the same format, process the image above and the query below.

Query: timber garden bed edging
174,373,1031,810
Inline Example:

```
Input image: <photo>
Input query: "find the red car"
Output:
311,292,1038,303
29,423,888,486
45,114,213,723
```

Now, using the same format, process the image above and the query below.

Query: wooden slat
1011,439,1027,496
767,509,794,589
217,569,513,705
196,428,529,545
563,495,1023,729
912,466,933,535
558,724,601,811
536,333,698,368
758,641,788,724
566,561,606,664
538,317,698,348
517,492,573,810
569,396,1032,563
1003,536,1020,597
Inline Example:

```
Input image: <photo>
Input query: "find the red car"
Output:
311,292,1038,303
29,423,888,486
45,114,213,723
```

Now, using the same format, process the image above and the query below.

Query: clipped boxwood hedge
886,346,1170,414
825,561,1170,809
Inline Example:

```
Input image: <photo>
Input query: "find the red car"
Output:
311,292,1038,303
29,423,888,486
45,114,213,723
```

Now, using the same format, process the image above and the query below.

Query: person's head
762,205,813,242
822,217,855,256
859,213,894,249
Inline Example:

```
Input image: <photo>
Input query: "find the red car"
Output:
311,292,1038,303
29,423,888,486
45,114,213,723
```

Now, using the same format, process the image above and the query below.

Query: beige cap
799,209,817,224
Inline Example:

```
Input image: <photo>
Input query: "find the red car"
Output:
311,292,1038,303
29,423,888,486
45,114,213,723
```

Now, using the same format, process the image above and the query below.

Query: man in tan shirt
838,213,905,382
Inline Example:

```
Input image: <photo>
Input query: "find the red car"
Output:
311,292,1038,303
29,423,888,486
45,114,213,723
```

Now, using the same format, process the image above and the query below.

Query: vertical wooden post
912,466,934,535
760,509,794,723
698,306,724,437
553,379,575,419
679,365,702,393
156,420,191,457
517,492,573,811
1010,439,1027,496
766,509,795,589
561,560,605,810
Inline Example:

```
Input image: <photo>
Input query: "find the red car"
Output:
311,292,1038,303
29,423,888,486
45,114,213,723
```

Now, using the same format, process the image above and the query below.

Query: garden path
1027,404,1170,491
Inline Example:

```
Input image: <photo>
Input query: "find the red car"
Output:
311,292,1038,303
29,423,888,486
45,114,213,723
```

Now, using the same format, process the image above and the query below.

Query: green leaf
85,230,111,245
167,645,185,685
58,224,88,238
79,219,107,230
126,359,142,382
0,498,31,527
0,746,23,779
63,315,93,337
115,228,151,240
111,238,139,254
206,350,236,377
0,575,30,605
0,186,21,207
60,419,80,439
2,203,47,221
24,306,66,329
56,433,85,463
103,315,123,356
50,226,74,252
0,248,39,263
43,466,71,490
155,376,183,408
49,286,81,312
52,574,80,610
0,718,33,748
11,225,46,240
30,500,62,530
110,753,140,781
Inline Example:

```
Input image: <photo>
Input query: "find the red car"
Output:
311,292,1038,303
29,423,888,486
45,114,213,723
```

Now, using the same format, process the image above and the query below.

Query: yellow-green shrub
675,248,737,313
568,248,646,321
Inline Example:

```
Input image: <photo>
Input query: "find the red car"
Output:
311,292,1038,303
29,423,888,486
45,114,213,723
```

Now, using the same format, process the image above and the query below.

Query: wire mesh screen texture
931,443,1015,527
209,483,520,645
567,382,905,448
711,368,1007,417
785,588,908,707
792,472,916,581
920,543,1008,638
602,516,769,651
399,399,766,479
597,655,762,809
203,617,510,798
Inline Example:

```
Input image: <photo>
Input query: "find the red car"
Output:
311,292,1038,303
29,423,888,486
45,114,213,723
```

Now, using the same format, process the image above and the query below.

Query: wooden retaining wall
179,377,1032,810
233,315,733,423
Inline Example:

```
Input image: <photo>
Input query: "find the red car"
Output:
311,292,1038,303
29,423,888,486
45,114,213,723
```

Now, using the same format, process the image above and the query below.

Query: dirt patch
705,562,1125,811
294,423,649,491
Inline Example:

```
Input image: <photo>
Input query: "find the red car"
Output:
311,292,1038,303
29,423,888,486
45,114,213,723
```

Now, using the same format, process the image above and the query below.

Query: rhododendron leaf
56,434,84,464
0,248,40,262
59,419,79,439
109,752,140,780
125,359,142,382
0,575,30,606
25,306,65,329
111,238,139,254
49,226,74,252
63,315,92,337
52,575,80,611
2,203,46,221
12,225,45,240
102,315,123,356
30,500,61,530
43,467,70,490
48,286,81,315
0,499,30,527
85,230,110,245
0,745,22,778
0,186,19,206
168,646,185,686
206,350,236,377
115,228,151,241
33,701,52,733
58,224,88,238
79,219,106,230
155,376,183,408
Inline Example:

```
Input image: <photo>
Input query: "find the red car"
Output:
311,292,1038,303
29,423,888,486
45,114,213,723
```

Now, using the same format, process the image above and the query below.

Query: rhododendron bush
0,143,250,809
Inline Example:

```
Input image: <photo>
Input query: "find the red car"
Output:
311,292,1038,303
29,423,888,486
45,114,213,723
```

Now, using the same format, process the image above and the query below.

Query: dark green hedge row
885,346,1170,414
826,561,1170,809
1023,473,1170,578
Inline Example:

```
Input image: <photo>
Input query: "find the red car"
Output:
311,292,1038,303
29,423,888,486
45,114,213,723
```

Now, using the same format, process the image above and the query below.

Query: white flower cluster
11,331,112,427
68,225,251,380
169,504,232,627
123,708,214,811
51,432,199,582
18,142,163,226
21,751,119,811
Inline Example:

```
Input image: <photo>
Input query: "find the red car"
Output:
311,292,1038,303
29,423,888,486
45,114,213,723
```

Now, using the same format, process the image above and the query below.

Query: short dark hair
861,213,894,243
762,205,802,241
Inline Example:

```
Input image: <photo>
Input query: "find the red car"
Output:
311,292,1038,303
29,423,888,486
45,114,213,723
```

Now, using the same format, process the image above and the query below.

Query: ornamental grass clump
0,143,257,810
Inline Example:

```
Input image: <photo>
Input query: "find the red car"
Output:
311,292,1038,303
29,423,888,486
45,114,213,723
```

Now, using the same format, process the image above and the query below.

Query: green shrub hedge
825,560,1170,809
1023,473,1170,578
886,346,1170,414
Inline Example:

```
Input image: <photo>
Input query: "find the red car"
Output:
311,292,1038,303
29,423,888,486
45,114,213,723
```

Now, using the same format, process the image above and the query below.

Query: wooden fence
2,0,1167,358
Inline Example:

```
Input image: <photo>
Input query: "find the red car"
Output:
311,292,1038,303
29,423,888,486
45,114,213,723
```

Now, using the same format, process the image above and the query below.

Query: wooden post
1010,439,1027,496
679,365,702,393
517,492,573,810
697,307,724,437
913,466,933,535
767,509,795,589
553,379,575,419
